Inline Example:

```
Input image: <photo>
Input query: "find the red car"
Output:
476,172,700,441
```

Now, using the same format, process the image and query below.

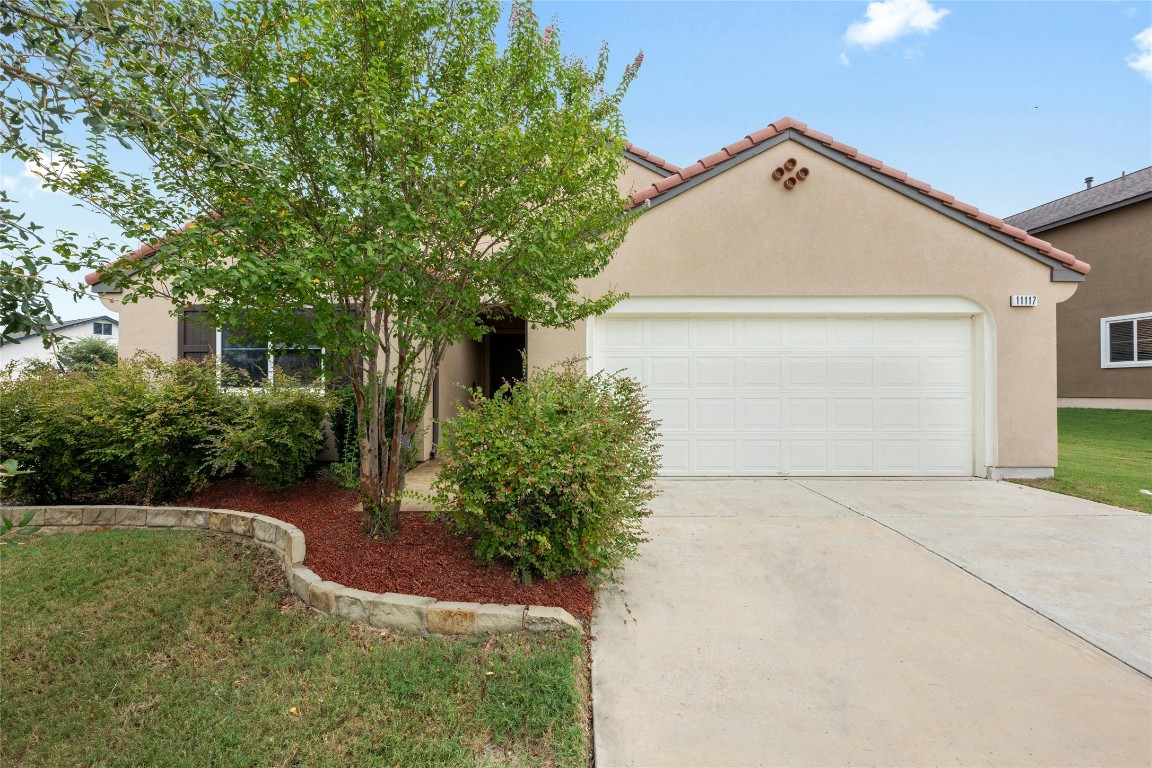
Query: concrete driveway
592,479,1152,768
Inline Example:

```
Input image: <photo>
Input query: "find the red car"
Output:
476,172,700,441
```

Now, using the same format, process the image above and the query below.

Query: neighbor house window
1101,313,1152,368
218,324,323,387
93,322,113,336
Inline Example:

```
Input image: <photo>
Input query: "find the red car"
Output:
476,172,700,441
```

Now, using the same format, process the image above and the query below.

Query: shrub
117,357,242,503
0,355,245,504
430,361,661,581
56,337,118,372
211,374,331,489
0,360,140,503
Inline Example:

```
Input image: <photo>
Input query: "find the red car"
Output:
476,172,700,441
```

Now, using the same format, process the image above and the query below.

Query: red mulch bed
181,476,594,620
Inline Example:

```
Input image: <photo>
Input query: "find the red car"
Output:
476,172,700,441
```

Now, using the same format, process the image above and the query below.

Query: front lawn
1013,408,1152,513
0,530,589,767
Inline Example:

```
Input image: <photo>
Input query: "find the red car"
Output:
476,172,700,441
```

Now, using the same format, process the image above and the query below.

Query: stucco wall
1038,201,1151,400
99,292,179,361
617,159,664,197
528,139,1078,471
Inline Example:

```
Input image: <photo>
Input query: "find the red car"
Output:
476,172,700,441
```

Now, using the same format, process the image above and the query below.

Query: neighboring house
91,117,1092,479
0,315,119,369
1004,168,1151,410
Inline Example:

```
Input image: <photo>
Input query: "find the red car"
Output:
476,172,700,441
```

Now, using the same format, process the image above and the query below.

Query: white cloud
840,51,851,67
21,155,84,192
845,0,950,49
1127,27,1152,80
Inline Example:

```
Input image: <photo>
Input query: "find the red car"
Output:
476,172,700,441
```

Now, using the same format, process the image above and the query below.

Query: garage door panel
604,318,644,346
740,358,782,387
923,355,970,388
787,358,828,388
787,399,829,430
696,357,736,387
833,440,874,471
878,398,920,430
696,441,736,470
603,356,644,382
742,399,782,429
878,318,921,347
659,440,690,472
596,315,973,476
650,357,690,387
787,440,830,472
649,318,690,346
833,398,874,430
878,356,921,388
696,318,736,347
649,397,690,430
832,318,875,346
743,318,782,346
832,357,874,387
786,318,829,347
696,399,737,430
740,440,782,471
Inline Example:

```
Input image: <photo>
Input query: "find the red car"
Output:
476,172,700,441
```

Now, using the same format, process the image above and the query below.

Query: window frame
215,326,326,390
92,321,113,336
1099,312,1152,369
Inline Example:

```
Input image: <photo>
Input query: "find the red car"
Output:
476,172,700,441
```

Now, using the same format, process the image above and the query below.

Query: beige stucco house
1005,168,1151,410
92,117,1092,479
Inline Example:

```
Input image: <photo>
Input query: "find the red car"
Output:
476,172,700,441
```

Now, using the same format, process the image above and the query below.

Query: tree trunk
379,347,408,535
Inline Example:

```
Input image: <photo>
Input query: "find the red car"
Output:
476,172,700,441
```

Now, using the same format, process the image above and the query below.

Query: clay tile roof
624,142,682,175
85,218,203,287
626,116,1090,276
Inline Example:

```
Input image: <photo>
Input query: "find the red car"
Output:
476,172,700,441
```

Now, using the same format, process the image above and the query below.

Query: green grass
0,530,589,767
1014,408,1152,513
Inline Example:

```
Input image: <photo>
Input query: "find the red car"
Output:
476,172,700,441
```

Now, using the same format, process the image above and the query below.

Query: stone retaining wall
11,506,582,636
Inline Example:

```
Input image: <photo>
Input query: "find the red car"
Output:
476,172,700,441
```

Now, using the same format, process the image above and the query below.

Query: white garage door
596,316,974,476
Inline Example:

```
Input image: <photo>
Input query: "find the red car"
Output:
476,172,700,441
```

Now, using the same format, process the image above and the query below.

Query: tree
1,0,218,343
55,335,117,371
35,0,642,534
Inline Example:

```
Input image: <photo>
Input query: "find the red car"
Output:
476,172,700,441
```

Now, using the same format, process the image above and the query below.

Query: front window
1101,313,1152,368
218,323,323,387
93,322,113,336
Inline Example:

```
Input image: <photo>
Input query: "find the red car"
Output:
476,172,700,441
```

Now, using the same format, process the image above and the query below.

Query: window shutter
178,306,216,360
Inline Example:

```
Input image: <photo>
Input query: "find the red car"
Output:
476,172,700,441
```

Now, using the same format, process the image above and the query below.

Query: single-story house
1004,168,1151,410
0,315,118,369
91,117,1091,479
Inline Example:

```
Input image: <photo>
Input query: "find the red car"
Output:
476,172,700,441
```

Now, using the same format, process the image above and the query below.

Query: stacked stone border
12,506,582,636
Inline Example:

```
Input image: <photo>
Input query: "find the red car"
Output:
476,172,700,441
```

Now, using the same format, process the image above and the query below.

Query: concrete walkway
592,479,1152,768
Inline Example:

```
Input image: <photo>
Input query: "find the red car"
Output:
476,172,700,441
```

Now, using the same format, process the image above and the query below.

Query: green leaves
429,360,661,581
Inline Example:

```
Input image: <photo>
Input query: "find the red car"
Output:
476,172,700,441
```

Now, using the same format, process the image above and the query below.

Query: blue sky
6,0,1151,319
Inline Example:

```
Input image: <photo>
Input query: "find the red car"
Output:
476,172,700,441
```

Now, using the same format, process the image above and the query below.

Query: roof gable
628,117,1089,281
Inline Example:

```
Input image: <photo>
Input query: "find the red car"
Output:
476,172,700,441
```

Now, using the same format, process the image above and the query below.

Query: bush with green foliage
430,361,661,581
1,359,142,503
55,337,119,372
212,376,331,489
0,355,331,504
